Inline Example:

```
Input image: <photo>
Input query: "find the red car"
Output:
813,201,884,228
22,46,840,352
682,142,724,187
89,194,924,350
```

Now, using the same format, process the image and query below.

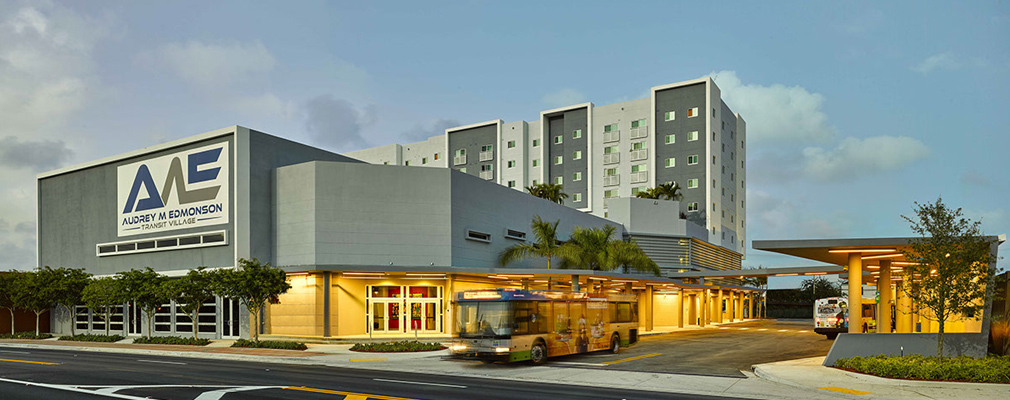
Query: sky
1,0,1008,288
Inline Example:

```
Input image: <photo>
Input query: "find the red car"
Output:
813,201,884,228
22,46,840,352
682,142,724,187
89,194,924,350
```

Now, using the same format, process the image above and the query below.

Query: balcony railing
479,170,494,180
630,171,648,184
453,155,467,165
629,126,648,139
630,149,648,161
479,151,494,162
603,175,620,186
603,153,620,164
603,130,620,143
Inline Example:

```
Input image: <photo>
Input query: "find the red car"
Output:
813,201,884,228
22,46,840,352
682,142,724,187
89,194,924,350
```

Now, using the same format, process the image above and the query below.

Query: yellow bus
449,288,639,364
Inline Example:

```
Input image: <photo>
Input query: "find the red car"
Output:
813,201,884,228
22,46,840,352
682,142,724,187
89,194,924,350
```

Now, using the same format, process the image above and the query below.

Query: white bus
449,288,639,364
814,297,877,339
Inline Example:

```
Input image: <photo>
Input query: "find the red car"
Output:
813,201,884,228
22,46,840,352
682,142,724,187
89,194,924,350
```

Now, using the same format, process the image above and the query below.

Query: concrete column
716,289,724,323
879,260,893,333
625,282,633,294
645,285,654,332
847,253,862,334
701,290,708,327
736,293,744,320
676,290,685,328
688,294,698,326
894,281,907,333
571,275,580,292
749,293,756,319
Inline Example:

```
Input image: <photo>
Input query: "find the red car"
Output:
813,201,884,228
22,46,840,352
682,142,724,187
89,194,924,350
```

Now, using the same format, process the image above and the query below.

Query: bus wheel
610,335,621,353
530,342,547,365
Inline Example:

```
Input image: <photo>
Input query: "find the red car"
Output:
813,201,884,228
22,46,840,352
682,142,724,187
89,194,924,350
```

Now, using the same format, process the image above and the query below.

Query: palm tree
499,215,576,270
525,183,569,204
560,225,660,276
635,182,683,201
607,240,661,276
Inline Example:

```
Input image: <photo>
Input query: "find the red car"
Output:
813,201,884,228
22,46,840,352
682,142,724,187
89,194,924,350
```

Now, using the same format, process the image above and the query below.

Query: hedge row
834,354,1010,383
132,336,211,346
0,332,53,340
350,340,446,352
58,334,126,342
231,338,307,350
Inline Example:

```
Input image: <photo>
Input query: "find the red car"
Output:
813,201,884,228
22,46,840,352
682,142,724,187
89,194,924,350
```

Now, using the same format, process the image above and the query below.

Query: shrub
834,354,1010,383
350,340,446,352
231,338,307,350
133,336,211,346
58,334,126,342
0,332,53,340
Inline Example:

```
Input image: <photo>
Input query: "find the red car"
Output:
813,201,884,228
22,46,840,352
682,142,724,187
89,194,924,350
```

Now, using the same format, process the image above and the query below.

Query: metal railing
630,126,648,139
479,170,494,180
603,130,620,143
603,153,620,164
479,151,494,162
630,171,648,184
630,149,648,161
453,155,467,165
603,175,620,186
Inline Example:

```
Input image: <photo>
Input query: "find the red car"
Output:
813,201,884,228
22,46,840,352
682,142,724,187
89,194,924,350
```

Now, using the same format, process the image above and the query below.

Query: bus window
617,302,632,322
608,303,617,322
553,302,570,335
536,301,551,334
513,301,533,334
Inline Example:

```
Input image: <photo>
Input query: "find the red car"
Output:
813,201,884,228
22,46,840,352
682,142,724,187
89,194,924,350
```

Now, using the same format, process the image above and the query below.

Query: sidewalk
753,356,1007,400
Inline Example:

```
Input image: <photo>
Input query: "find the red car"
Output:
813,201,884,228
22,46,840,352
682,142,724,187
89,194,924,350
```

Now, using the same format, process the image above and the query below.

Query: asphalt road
0,347,750,400
546,319,833,377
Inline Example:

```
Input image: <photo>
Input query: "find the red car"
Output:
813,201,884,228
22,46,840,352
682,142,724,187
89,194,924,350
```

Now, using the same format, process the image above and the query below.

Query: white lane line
373,378,467,389
194,386,284,400
758,328,768,331
0,377,148,400
738,327,749,330
798,330,810,333
136,359,187,365
778,329,788,332
0,350,31,354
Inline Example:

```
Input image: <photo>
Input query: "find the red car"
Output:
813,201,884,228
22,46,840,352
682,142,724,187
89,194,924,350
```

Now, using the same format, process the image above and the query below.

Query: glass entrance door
128,301,143,336
370,301,403,333
222,298,240,338
407,300,440,332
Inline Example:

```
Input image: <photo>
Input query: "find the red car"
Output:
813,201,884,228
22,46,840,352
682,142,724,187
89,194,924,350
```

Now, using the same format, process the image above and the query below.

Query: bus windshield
457,301,512,338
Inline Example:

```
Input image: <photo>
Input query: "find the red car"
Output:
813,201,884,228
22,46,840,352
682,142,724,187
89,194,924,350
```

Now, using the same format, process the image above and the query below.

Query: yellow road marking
284,386,416,400
349,358,387,362
819,386,873,395
0,358,62,365
601,353,662,365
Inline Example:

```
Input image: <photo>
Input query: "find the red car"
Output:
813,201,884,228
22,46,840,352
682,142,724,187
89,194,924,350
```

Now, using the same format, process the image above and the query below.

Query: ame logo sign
117,142,230,237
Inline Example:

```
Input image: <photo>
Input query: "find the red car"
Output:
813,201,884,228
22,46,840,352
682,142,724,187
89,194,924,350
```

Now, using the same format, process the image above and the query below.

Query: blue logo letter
123,164,164,213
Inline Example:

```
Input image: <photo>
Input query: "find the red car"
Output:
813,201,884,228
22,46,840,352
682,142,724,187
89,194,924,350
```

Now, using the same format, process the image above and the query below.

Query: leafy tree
117,268,169,338
19,270,58,335
800,276,842,302
742,266,769,318
46,267,92,337
525,183,569,204
635,182,683,201
0,271,24,334
82,277,126,336
214,258,292,341
166,268,218,340
499,216,576,270
606,239,661,276
901,197,1000,358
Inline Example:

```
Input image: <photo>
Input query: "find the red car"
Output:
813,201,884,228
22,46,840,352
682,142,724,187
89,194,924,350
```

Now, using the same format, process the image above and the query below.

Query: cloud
140,40,275,89
0,136,73,171
541,88,587,109
911,52,988,75
960,170,990,187
400,118,460,143
303,95,376,152
711,71,836,143
230,93,299,120
801,136,930,181
748,190,855,239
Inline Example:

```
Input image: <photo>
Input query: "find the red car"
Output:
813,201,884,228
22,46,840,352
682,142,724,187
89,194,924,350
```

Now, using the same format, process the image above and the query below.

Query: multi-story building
348,77,747,273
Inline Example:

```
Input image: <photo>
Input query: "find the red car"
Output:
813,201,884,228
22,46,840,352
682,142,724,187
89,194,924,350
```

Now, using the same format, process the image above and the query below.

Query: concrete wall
654,83,709,230
447,122,499,180
591,99,650,217
344,143,402,166
823,333,988,366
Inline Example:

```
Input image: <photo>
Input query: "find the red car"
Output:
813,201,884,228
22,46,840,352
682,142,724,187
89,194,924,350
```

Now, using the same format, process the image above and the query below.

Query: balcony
603,153,620,165
479,151,494,162
603,130,620,143
603,175,620,186
630,149,648,161
629,126,648,139
453,154,467,165
630,171,648,184
479,170,494,180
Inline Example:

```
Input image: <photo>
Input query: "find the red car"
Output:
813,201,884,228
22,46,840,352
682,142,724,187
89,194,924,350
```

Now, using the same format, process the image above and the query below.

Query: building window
722,165,726,174
404,161,410,166
554,156,563,165
722,187,725,196
688,107,699,118
532,179,539,185
631,164,647,173
554,176,563,185
632,186,646,196
572,129,582,139
731,173,735,181
712,132,716,141
665,158,676,168
481,164,493,172
665,134,675,144
573,193,582,202
554,135,563,145
604,167,618,176
687,155,698,165
604,146,619,154
507,140,516,148
664,111,675,121
631,119,647,128
713,179,716,188
573,172,582,181
455,149,465,157
688,179,698,189
508,180,516,188
604,123,618,132
573,150,582,160
722,143,725,153
688,202,699,212
481,144,493,152
688,131,699,141
730,194,735,202
434,153,440,161
508,160,516,168
741,200,745,209
533,139,540,147
466,230,492,243
532,159,540,167
422,157,428,165
712,155,716,165
459,167,467,173
631,141,646,150
604,189,619,198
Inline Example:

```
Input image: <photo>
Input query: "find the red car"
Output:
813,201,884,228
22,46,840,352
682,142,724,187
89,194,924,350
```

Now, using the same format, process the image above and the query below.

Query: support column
700,290,708,327
522,278,530,290
645,285,654,332
689,294,698,326
676,290,685,328
736,293,743,320
895,280,910,333
717,289,724,323
848,253,862,334
879,260,893,333
571,275,580,292
625,282,633,294
750,293,756,320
